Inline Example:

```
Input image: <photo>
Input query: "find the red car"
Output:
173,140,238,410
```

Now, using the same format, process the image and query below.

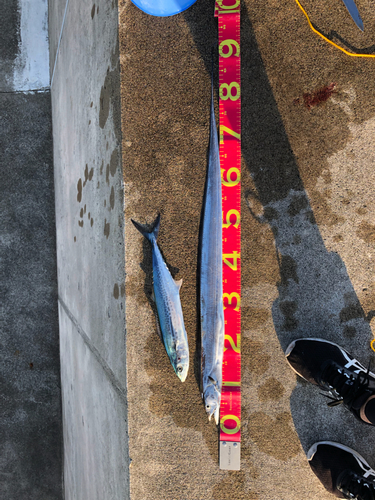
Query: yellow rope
295,0,375,58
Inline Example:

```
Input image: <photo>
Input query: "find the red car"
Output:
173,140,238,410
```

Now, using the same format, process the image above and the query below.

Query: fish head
203,385,220,425
174,349,189,383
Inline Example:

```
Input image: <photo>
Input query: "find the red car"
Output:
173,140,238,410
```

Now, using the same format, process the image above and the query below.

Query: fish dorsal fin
174,278,183,291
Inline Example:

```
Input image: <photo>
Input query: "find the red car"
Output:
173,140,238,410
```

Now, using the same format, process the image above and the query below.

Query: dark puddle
257,377,285,402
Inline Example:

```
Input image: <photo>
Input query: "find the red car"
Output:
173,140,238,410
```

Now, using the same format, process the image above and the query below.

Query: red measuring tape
215,0,241,470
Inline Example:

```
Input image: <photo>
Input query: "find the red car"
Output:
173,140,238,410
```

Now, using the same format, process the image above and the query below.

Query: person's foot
285,338,375,425
308,441,375,499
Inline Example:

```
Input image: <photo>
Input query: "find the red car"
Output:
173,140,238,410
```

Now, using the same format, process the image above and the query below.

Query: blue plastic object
131,0,197,17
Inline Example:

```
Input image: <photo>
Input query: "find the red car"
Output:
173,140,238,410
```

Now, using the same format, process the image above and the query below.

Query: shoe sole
307,441,374,475
285,337,372,382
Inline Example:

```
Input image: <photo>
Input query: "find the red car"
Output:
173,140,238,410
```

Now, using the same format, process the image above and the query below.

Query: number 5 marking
224,333,241,352
223,209,240,228
223,292,241,311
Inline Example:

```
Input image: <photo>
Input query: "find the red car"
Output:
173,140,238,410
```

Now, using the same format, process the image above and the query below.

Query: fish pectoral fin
150,290,155,302
174,278,183,291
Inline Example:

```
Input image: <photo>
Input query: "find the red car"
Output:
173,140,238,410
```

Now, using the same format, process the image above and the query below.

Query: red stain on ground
294,83,337,110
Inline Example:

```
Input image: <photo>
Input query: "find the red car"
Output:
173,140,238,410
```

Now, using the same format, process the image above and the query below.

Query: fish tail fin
131,213,161,242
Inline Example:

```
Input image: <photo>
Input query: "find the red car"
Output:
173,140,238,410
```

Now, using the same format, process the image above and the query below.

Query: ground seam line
58,296,128,402
0,88,50,94
50,0,70,88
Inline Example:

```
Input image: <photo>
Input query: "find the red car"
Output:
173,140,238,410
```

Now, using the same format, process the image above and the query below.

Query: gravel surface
120,1,375,498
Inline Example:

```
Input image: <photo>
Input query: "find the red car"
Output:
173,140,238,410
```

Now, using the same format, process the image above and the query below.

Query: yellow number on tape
223,251,240,270
223,209,240,228
219,82,240,101
220,126,241,144
223,293,241,312
224,333,241,352
220,415,241,434
221,168,241,187
219,39,240,58
217,0,240,9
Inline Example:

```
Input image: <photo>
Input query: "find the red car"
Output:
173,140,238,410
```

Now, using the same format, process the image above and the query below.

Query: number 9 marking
219,39,240,58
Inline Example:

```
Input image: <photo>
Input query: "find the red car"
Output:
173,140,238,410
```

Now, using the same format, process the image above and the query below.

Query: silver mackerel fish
131,215,189,382
200,74,225,425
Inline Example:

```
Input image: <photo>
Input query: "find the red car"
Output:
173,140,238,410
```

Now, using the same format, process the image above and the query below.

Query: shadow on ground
184,0,375,464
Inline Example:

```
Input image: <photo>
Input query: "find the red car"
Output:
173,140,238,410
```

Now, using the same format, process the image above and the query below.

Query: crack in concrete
50,0,70,88
58,296,127,402
0,88,50,94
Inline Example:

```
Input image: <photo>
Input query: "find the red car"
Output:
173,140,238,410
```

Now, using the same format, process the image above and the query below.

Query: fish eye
177,366,183,373
206,405,210,409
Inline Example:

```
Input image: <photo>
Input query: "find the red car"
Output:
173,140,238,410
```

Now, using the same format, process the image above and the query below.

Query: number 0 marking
217,0,240,9
220,414,241,434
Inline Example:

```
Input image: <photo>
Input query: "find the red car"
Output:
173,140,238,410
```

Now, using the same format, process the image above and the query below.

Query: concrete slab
59,303,129,500
51,0,125,384
120,0,375,499
0,91,62,499
50,0,129,497
0,0,49,91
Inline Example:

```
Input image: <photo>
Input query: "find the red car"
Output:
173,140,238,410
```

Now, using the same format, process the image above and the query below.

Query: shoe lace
319,361,372,410
337,470,375,500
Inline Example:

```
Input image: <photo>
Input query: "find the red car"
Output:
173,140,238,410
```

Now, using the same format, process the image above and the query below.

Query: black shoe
285,338,375,425
308,441,375,499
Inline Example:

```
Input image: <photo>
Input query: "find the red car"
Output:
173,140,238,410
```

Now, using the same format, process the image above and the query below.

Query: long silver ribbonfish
131,214,189,382
200,72,224,425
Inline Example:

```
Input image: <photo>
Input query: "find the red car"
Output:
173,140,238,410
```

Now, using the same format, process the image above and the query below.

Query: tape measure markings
215,2,241,461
